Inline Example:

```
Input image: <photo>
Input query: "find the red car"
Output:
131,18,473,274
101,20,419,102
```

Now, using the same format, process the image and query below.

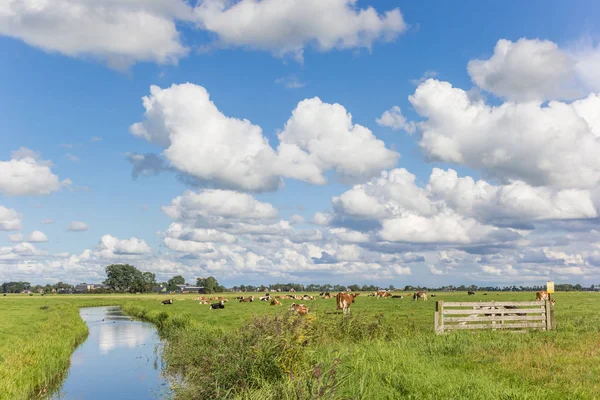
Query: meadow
1,291,600,399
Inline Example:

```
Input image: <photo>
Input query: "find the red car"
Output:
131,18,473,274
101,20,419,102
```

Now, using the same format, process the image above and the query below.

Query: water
51,306,172,400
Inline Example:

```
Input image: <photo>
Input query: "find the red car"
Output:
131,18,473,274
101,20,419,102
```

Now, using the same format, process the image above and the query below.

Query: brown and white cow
289,303,309,315
536,291,556,305
270,299,281,306
376,291,390,299
413,292,428,301
240,296,255,303
336,292,358,315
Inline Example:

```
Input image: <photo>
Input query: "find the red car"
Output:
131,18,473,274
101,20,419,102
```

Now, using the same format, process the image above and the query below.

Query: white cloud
277,97,400,184
429,265,447,275
67,221,88,232
376,106,415,133
90,136,103,142
468,38,579,102
275,75,306,89
8,233,23,242
131,84,399,191
329,228,370,243
0,206,22,230
289,214,305,225
66,154,80,162
163,189,279,222
571,40,600,93
427,168,597,223
312,212,334,226
194,0,407,61
26,230,48,243
0,0,191,69
97,235,152,257
0,149,70,196
40,219,53,224
332,168,508,245
410,79,600,188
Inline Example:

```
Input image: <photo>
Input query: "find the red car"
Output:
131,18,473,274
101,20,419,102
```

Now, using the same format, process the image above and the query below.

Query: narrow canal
51,306,171,399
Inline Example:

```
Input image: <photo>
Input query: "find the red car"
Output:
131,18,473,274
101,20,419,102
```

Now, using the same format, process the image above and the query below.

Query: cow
260,295,271,301
302,295,315,300
161,299,173,305
289,303,309,315
368,292,377,297
407,293,413,297
240,296,254,303
336,292,358,315
376,291,390,299
270,299,281,306
323,292,332,299
210,300,225,310
536,291,556,305
413,292,428,301
199,300,209,305
468,291,476,295
391,295,403,299
430,294,436,297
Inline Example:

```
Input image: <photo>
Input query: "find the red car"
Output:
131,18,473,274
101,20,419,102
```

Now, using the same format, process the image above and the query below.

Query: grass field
1,291,600,399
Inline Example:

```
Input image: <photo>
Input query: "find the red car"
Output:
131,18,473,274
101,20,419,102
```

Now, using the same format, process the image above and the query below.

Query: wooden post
544,300,551,331
439,301,444,334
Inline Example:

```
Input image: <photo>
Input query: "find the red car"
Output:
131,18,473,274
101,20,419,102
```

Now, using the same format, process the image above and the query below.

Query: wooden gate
434,301,554,334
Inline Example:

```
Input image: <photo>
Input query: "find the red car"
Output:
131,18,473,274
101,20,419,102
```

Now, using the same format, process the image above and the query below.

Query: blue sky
1,0,600,287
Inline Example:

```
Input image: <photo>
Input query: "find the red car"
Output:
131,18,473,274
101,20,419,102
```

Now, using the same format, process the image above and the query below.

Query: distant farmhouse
152,284,167,294
174,285,204,294
74,283,108,293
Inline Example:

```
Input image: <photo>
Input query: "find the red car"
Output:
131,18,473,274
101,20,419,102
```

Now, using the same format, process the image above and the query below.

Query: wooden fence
434,301,554,334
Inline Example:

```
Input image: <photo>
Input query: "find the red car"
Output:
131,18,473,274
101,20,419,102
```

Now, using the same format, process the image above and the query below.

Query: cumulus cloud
163,189,279,222
26,230,48,243
194,0,406,61
468,38,580,102
131,84,399,191
67,221,88,232
0,148,70,196
376,106,415,133
571,41,600,93
329,167,597,245
97,235,152,256
8,233,23,242
410,79,600,188
427,168,597,224
331,168,516,245
0,206,22,230
0,0,191,69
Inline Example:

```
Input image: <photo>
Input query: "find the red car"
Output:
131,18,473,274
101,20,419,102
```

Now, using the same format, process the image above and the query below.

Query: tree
104,264,144,293
142,272,157,292
197,276,221,294
167,275,185,292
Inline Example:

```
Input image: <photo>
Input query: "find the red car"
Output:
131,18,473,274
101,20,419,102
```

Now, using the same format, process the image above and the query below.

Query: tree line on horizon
1,264,595,294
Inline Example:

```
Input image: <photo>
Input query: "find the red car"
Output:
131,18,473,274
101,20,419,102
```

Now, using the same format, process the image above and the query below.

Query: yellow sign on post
547,281,555,294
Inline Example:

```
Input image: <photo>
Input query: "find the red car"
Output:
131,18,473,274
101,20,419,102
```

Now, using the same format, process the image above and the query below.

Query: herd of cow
159,290,555,314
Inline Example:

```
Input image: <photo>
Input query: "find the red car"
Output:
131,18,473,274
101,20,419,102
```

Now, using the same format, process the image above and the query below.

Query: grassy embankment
2,292,600,399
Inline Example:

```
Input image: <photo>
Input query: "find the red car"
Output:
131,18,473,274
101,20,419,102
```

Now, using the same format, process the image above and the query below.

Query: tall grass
0,302,87,400
2,292,600,399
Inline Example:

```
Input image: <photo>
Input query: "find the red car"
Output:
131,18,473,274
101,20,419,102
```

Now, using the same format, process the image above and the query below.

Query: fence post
436,301,444,334
544,300,552,331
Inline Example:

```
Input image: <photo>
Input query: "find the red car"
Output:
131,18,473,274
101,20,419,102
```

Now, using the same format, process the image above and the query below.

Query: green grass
1,291,600,399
